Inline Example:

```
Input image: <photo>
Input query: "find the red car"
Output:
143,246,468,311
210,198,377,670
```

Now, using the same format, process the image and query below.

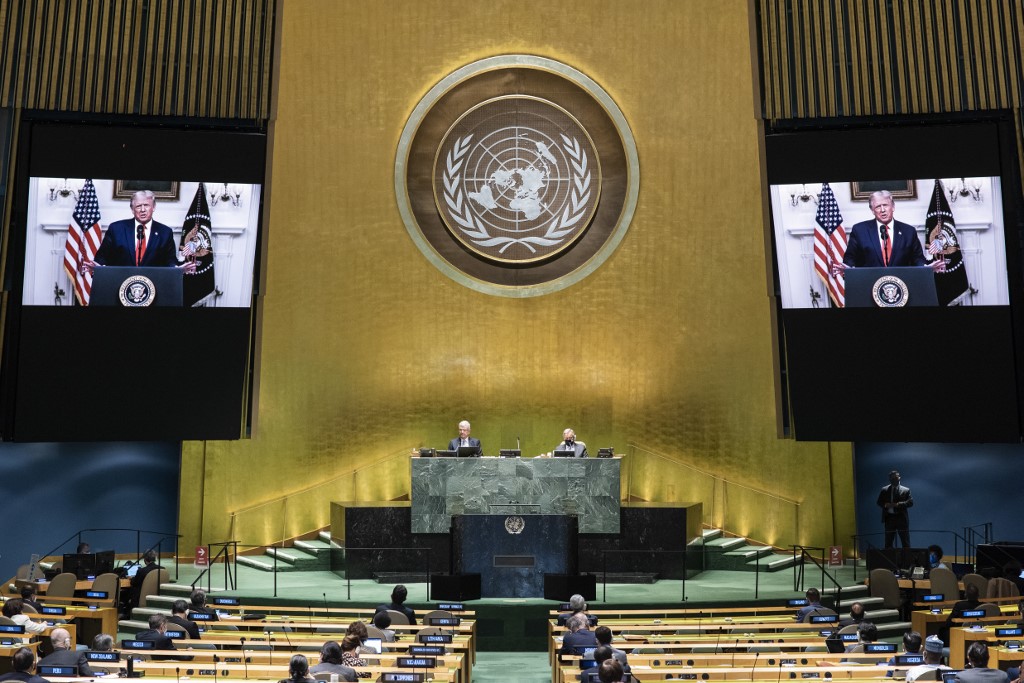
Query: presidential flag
179,182,215,306
62,179,102,306
813,183,848,307
925,180,970,306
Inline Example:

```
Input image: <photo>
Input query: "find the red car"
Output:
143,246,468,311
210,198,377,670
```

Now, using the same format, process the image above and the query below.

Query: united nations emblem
435,97,600,264
118,275,157,307
397,55,639,296
504,516,525,535
872,275,910,307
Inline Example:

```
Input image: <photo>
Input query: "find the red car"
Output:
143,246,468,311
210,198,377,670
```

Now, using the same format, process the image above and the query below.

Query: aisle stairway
695,528,802,572
234,531,337,573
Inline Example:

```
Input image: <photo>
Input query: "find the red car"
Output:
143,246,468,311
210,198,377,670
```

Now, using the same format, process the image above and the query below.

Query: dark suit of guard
877,479,914,548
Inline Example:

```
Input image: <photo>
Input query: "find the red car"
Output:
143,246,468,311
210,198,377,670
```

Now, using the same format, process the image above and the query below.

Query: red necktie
136,225,147,266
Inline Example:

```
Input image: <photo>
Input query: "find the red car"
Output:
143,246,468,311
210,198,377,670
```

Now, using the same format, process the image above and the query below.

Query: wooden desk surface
16,578,130,595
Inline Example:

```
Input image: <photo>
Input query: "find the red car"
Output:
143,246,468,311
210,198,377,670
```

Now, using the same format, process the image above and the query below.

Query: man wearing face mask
877,470,913,548
554,428,588,458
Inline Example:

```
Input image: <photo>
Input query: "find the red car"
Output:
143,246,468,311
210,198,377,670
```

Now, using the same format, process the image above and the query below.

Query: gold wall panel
179,0,854,555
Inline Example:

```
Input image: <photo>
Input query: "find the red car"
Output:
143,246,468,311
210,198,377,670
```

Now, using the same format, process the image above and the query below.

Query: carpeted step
265,547,326,570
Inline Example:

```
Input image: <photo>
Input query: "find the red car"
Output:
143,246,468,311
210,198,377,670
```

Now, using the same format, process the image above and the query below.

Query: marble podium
410,456,621,534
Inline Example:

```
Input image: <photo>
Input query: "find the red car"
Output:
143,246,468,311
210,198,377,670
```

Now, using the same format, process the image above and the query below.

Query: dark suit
134,629,190,661
38,648,93,677
95,219,178,267
843,219,926,268
167,614,201,640
877,483,914,548
447,437,482,456
0,672,49,683
555,441,589,458
559,628,599,654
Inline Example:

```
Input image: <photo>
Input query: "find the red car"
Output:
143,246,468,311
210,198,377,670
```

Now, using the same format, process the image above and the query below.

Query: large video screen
770,176,1009,309
765,117,1024,442
0,118,267,441
23,178,261,308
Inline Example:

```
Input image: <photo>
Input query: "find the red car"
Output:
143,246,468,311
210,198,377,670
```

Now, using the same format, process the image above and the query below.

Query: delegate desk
411,456,621,534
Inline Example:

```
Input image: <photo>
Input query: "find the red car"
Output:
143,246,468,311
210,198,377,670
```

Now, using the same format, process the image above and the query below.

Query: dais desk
411,455,621,533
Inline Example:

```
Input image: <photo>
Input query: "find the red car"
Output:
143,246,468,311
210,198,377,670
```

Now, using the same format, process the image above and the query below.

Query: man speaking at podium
448,420,482,456
832,190,944,274
81,190,195,274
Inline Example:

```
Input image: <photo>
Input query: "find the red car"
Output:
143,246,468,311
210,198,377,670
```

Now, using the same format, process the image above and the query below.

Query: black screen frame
1,113,267,441
765,113,1024,442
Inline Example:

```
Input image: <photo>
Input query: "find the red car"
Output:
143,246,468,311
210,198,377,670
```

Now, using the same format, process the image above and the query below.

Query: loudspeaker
543,573,597,601
430,574,481,601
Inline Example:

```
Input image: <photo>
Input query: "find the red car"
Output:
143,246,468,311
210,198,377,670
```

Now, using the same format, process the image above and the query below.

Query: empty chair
633,647,665,654
748,645,781,653
962,574,989,598
836,623,859,636
385,609,409,625
928,567,960,602
977,602,1003,619
0,616,17,626
138,568,170,608
987,577,1020,599
869,568,902,610
416,626,442,637
46,572,78,598
91,572,120,605
913,669,942,681
421,609,454,624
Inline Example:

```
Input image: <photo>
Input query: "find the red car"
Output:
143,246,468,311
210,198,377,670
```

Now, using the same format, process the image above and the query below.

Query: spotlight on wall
209,182,242,207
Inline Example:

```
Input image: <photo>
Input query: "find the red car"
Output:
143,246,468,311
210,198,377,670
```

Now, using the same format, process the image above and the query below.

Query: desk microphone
750,652,760,680
730,638,739,667
265,629,273,664
212,655,219,683
777,655,784,683
282,621,294,647
175,667,180,683
323,592,329,617
239,637,249,679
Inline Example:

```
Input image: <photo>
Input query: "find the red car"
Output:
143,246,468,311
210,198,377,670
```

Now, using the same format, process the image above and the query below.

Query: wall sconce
790,184,819,207
48,178,79,203
209,182,242,207
945,177,982,203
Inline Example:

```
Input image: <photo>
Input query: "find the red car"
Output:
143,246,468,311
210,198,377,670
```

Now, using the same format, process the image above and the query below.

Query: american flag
813,182,848,307
62,179,102,306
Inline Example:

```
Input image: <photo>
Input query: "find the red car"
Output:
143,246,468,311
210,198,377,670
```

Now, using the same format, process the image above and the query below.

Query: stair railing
32,528,182,581
226,446,415,549
626,443,801,543
851,527,978,581
791,545,844,612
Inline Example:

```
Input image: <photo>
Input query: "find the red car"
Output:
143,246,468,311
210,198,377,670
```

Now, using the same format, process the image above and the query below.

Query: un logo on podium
397,56,638,297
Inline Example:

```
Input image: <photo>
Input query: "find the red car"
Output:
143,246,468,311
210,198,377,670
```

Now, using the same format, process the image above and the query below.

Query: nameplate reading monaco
871,275,910,307
118,275,157,307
